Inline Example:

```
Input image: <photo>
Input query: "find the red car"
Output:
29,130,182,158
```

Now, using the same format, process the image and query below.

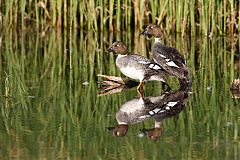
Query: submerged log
97,74,138,96
97,74,125,86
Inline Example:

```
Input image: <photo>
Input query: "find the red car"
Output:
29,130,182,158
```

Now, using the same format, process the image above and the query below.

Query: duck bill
106,47,114,53
139,29,152,39
139,29,148,36
107,126,115,131
139,30,146,36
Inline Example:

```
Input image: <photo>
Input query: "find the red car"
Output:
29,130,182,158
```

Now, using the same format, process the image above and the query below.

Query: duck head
107,124,129,137
140,24,164,40
106,41,128,55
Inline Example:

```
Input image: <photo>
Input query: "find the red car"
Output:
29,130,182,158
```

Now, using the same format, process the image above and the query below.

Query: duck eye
116,44,120,47
150,26,154,29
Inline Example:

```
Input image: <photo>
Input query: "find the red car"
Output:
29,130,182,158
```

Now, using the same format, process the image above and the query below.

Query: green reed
1,0,240,35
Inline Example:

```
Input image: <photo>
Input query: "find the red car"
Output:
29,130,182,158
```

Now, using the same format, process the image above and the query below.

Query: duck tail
179,78,192,91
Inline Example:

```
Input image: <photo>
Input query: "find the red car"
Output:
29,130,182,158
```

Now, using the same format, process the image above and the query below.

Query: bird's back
152,42,189,79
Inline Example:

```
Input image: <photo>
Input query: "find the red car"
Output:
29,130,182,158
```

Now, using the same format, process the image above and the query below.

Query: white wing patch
166,61,180,68
149,63,162,70
148,75,165,82
165,58,170,62
165,106,170,110
167,102,178,107
149,64,154,68
160,54,166,58
149,108,161,115
149,111,154,115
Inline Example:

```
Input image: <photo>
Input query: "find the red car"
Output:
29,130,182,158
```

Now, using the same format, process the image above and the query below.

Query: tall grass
1,0,240,35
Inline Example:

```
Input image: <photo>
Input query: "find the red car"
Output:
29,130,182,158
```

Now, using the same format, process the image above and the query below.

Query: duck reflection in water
107,88,189,141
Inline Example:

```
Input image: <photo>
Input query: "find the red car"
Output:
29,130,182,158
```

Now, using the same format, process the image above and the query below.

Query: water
0,29,239,159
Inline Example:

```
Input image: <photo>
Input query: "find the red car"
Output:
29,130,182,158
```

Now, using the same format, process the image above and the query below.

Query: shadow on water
0,28,239,159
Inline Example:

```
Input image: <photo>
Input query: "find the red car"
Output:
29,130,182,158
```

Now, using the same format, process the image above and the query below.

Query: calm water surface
0,29,239,159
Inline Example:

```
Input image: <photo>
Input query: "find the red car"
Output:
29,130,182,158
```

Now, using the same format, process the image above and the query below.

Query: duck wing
153,43,186,64
127,54,164,72
152,43,188,78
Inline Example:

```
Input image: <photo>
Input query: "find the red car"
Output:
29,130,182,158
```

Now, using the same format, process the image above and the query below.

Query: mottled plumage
108,89,189,137
140,24,190,86
116,89,188,124
106,41,169,91
152,42,189,79
116,54,166,82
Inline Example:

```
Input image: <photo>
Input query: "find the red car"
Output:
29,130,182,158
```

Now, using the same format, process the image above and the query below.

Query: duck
108,88,189,138
140,24,189,86
106,41,170,93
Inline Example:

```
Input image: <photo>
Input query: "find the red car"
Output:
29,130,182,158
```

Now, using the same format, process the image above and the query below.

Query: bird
106,41,170,94
140,24,190,87
108,88,189,139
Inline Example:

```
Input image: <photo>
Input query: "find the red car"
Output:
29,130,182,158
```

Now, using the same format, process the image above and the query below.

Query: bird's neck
154,38,162,43
117,54,128,58
155,121,162,128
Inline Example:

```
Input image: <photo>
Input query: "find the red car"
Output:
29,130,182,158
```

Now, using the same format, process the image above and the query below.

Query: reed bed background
1,0,240,35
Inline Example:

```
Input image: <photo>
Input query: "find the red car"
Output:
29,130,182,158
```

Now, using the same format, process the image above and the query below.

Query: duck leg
137,81,145,97
137,89,144,97
137,81,143,91
141,82,145,90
